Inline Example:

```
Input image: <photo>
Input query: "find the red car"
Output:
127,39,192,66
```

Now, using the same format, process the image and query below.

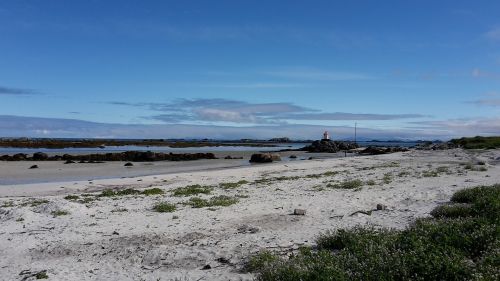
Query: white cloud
485,27,500,41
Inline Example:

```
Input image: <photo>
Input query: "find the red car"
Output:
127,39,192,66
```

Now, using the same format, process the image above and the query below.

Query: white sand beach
1,148,499,281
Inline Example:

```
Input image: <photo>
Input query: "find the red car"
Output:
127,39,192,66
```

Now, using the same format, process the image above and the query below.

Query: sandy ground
0,151,347,186
0,148,499,281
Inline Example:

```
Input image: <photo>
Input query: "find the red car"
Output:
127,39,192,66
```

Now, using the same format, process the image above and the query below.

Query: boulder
249,153,281,163
293,209,306,216
33,152,49,160
124,162,134,167
301,140,358,153
29,165,39,169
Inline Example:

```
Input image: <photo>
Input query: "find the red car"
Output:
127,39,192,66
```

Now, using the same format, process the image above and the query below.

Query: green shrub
219,180,249,189
251,184,500,281
51,210,70,217
141,188,164,195
430,203,475,218
153,202,176,213
64,195,79,200
172,185,213,196
327,179,363,189
185,195,238,208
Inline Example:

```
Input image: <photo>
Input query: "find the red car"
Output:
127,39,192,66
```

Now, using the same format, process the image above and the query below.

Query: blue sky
1,0,500,139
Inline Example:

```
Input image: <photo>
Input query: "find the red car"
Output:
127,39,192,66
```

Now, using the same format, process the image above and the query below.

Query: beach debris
249,153,281,163
376,204,388,211
124,162,134,167
237,224,260,234
350,210,372,216
19,269,48,280
216,257,231,264
29,165,39,169
293,209,306,216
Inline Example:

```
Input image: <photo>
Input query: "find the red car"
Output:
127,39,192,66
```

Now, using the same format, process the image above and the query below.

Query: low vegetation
327,179,363,189
172,185,213,196
153,202,176,213
185,195,239,208
219,180,249,189
450,136,500,149
98,187,164,197
51,210,70,217
247,184,500,281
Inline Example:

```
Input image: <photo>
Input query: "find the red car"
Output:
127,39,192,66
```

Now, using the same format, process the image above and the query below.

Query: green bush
250,184,500,281
172,185,213,196
141,187,164,195
153,202,176,213
185,195,238,208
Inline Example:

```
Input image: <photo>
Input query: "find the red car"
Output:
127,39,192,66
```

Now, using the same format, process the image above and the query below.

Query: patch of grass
35,271,48,279
422,170,439,177
248,184,500,281
141,187,164,195
219,180,249,189
236,194,250,198
16,217,24,222
153,202,176,213
64,195,80,200
185,195,239,208
382,173,392,184
30,199,49,207
327,179,363,189
245,251,279,272
51,210,70,217
1,201,14,207
365,180,376,186
397,171,411,177
172,184,213,196
111,208,128,213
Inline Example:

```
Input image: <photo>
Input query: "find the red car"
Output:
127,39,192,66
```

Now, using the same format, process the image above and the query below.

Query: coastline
0,148,498,280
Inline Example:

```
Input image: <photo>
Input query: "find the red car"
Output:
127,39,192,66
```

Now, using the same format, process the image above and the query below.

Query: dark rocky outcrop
359,146,409,155
0,151,217,162
29,165,38,169
249,153,281,163
124,162,134,167
33,152,49,160
300,140,358,153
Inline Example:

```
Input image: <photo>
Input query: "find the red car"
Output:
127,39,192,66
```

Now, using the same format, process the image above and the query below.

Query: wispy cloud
467,99,500,107
408,117,500,136
485,27,500,41
263,68,373,81
471,68,500,79
0,86,38,96
278,112,427,121
109,98,424,125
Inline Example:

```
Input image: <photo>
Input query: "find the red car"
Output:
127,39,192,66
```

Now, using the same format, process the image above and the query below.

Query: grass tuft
153,202,176,213
172,185,213,196
327,179,363,189
185,195,239,208
219,180,249,189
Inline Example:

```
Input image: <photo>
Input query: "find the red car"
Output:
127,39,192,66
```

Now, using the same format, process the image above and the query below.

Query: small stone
293,209,306,216
112,231,119,235
29,165,39,169
202,264,211,270
376,204,387,211
124,162,134,167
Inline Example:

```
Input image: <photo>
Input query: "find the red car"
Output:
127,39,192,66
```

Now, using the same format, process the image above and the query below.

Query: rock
112,231,119,235
64,160,75,164
376,204,387,210
293,209,306,216
12,153,28,161
216,257,231,264
201,264,211,270
301,140,358,153
249,153,281,163
29,165,38,169
33,152,49,160
289,155,297,159
124,162,134,167
360,146,409,155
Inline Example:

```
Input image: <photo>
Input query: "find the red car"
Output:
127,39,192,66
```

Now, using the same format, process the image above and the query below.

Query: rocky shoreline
0,151,217,162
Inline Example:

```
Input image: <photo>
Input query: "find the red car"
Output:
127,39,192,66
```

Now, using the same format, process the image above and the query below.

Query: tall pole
354,122,357,144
